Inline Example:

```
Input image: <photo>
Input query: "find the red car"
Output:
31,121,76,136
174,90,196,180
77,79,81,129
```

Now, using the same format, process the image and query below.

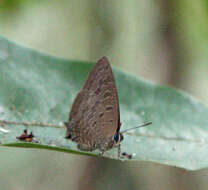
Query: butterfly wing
66,57,120,150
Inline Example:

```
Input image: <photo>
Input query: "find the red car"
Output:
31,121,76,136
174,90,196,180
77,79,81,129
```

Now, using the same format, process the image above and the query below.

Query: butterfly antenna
121,122,152,134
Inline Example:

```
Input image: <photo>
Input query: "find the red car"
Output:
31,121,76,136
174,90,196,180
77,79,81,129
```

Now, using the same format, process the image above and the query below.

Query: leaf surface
0,36,207,170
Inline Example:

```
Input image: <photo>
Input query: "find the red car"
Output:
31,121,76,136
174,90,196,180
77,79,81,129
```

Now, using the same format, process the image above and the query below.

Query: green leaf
0,36,208,171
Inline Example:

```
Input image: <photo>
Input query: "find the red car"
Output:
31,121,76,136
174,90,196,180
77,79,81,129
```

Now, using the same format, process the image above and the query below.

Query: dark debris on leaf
122,152,132,159
16,129,39,143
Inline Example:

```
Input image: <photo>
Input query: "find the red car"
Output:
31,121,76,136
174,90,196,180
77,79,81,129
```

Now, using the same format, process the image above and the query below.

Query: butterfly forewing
66,57,120,150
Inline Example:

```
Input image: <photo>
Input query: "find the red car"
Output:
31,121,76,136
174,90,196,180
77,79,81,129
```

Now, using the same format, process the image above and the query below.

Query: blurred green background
0,0,208,189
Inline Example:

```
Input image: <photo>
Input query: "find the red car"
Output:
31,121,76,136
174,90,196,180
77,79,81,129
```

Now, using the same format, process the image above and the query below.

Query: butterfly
65,57,151,158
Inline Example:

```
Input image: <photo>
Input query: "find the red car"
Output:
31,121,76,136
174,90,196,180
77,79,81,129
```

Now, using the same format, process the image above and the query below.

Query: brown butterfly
65,57,151,158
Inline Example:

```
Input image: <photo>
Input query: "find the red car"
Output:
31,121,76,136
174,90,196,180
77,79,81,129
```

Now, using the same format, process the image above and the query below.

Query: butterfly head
110,122,152,149
99,132,124,152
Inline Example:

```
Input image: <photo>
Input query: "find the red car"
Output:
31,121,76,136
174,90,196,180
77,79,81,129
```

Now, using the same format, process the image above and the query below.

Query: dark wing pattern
66,57,120,150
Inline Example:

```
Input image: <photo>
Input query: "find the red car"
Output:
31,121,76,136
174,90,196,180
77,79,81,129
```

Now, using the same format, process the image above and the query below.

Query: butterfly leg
117,144,121,159
99,151,105,157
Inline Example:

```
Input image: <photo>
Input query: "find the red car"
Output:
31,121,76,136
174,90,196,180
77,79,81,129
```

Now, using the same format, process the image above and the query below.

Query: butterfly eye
114,133,119,142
